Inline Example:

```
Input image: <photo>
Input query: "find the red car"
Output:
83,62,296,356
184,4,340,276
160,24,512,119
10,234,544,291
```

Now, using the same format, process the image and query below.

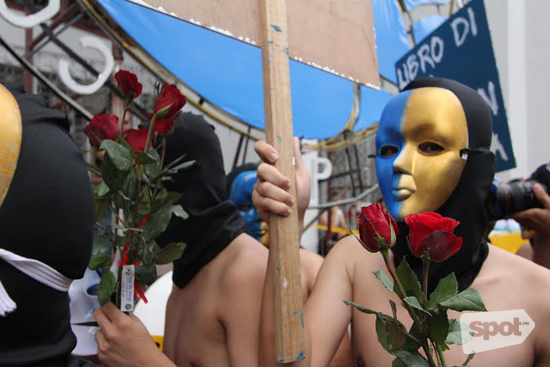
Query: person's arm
254,140,353,367
512,183,550,268
94,303,175,367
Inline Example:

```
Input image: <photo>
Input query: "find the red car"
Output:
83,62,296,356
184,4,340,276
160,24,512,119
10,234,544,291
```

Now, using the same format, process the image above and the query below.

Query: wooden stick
259,0,305,363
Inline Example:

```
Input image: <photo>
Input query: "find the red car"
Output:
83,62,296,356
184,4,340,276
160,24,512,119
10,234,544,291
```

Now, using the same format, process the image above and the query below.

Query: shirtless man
94,113,351,367
254,78,550,366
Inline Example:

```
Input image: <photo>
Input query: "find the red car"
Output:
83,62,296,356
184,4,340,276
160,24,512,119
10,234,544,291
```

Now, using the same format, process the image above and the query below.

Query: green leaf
403,297,429,315
100,140,133,171
172,205,189,220
392,351,430,367
446,318,474,345
98,270,117,306
169,191,183,205
151,189,170,213
136,149,160,165
89,229,113,270
392,358,407,367
395,258,423,300
376,313,407,353
439,288,487,312
428,273,458,310
93,182,110,198
428,310,449,344
153,103,173,119
155,242,186,264
168,160,195,174
137,190,152,216
403,323,422,352
145,150,162,179
136,263,157,286
101,157,136,201
94,198,110,222
142,203,173,241
374,270,394,292
344,300,378,315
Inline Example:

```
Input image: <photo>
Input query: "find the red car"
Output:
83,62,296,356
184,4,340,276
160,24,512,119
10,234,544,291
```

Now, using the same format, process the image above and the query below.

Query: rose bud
84,113,120,149
114,70,142,99
357,203,399,253
125,129,152,153
153,84,186,120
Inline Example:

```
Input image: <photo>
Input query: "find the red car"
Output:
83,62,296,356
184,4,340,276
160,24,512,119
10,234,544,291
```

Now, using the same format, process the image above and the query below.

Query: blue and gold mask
378,78,495,294
376,87,469,221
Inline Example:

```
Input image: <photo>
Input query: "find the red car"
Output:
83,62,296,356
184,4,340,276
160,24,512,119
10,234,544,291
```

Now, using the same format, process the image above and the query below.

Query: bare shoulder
484,244,550,289
322,235,381,279
219,233,268,290
299,248,324,274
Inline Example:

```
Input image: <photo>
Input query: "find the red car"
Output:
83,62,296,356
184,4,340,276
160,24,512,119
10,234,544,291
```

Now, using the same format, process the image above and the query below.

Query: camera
486,163,550,220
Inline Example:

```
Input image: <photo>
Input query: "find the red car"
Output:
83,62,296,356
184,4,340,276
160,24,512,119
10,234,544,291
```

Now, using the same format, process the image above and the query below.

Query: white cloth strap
0,248,73,316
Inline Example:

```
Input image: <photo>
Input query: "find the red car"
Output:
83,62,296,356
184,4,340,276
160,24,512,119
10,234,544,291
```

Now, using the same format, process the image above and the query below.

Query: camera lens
487,180,544,220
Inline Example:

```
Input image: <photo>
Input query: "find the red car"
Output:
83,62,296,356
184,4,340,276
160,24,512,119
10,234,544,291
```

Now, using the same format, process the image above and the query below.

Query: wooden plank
259,0,305,363
127,0,379,87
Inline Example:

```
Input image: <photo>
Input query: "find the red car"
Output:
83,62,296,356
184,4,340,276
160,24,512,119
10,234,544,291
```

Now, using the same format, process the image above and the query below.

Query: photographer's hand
512,183,550,267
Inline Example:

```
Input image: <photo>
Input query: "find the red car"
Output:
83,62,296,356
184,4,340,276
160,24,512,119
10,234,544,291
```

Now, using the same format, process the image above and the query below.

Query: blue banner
395,0,515,172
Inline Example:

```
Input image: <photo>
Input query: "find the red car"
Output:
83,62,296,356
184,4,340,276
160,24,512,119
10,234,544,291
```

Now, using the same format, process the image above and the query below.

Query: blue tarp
98,0,442,139
404,0,449,11
412,15,447,42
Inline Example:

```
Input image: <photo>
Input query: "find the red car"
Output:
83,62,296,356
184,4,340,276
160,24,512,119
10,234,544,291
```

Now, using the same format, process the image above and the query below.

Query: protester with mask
94,113,353,367
227,163,353,366
253,78,550,366
0,85,95,366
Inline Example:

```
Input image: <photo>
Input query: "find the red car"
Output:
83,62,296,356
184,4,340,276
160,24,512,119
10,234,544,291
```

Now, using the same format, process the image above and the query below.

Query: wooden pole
259,0,305,363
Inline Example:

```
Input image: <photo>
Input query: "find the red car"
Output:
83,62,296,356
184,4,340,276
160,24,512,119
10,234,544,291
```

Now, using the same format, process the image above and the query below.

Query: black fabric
156,113,245,288
392,78,494,293
0,86,94,366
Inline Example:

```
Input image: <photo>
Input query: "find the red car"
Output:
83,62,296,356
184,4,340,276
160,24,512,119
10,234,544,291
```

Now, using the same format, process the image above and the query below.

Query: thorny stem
423,259,430,305
436,343,447,367
380,248,438,367
144,113,158,154
119,96,132,138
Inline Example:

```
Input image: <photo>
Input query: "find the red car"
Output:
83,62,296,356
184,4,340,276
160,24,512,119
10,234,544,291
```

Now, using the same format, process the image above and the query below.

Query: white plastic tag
120,265,135,312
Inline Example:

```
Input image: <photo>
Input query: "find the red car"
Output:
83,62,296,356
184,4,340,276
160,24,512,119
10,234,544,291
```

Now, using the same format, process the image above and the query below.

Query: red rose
357,203,399,253
125,129,151,153
154,84,186,119
405,212,463,262
84,113,120,149
115,70,142,99
153,118,176,136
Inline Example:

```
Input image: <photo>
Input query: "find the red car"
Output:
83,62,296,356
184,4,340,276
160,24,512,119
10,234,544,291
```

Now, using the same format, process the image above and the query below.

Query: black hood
392,78,495,293
156,113,245,288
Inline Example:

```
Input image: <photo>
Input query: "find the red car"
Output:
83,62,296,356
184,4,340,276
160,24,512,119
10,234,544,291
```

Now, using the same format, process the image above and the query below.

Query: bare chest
350,267,535,367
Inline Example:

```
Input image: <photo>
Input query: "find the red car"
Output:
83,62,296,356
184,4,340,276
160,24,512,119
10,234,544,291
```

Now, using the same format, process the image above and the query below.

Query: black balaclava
0,86,94,366
156,113,245,288
392,78,495,293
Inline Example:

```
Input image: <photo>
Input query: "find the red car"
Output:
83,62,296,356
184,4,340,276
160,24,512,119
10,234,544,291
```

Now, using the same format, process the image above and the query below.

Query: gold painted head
375,87,468,221
0,84,22,208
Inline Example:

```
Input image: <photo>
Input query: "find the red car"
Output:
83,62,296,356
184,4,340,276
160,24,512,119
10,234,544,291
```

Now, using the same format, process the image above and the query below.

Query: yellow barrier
489,232,529,254
315,224,527,254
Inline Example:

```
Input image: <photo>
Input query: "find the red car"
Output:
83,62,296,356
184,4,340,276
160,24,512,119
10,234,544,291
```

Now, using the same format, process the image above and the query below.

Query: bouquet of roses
84,70,191,310
347,203,487,367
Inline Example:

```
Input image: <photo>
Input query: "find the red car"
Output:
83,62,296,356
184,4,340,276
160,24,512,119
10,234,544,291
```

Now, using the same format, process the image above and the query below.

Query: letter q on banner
59,37,114,95
0,0,59,28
